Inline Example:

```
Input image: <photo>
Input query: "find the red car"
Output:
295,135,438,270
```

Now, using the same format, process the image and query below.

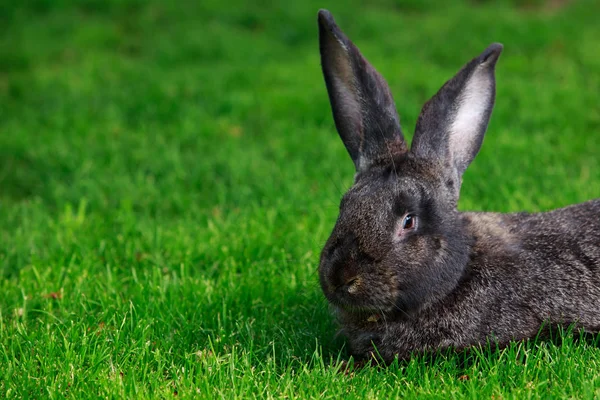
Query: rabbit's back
464,199,600,336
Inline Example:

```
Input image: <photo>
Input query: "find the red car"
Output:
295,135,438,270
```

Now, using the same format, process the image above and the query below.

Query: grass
1,0,600,398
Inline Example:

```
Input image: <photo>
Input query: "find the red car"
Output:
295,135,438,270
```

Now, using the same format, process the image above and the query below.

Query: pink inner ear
448,65,494,169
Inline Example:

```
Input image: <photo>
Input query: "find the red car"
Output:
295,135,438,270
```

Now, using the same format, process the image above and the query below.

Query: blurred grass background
1,0,599,398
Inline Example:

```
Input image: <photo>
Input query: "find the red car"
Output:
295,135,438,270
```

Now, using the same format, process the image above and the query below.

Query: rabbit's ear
411,44,503,177
318,10,407,172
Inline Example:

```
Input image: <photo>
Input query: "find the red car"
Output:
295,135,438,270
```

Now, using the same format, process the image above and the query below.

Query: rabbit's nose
336,275,362,294
328,259,359,290
345,276,362,294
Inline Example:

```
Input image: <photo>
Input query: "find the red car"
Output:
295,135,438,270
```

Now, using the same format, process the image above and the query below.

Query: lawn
1,0,600,398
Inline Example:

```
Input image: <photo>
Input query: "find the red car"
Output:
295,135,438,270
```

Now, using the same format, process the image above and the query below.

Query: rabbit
316,9,600,364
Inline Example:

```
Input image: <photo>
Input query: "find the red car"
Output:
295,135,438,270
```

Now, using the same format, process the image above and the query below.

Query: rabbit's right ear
411,44,503,179
318,10,407,173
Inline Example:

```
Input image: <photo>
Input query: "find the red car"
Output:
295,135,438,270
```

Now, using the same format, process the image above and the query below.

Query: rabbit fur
316,9,600,363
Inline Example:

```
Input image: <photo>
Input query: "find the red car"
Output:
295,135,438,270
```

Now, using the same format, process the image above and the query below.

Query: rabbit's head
317,10,502,316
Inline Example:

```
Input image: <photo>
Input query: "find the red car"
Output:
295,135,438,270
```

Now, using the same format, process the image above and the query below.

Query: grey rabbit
316,9,600,363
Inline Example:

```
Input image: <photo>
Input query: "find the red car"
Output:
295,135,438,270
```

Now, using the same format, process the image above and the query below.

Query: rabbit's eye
402,214,416,230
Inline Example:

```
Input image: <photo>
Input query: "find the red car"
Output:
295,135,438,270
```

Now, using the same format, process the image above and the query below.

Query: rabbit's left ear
411,44,503,177
318,10,407,172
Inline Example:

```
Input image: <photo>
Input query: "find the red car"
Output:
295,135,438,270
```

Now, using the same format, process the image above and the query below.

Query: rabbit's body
341,200,600,361
316,9,600,362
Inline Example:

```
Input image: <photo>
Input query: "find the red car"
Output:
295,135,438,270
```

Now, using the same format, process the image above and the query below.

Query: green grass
1,0,600,398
